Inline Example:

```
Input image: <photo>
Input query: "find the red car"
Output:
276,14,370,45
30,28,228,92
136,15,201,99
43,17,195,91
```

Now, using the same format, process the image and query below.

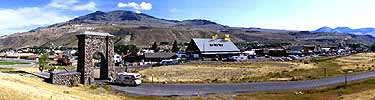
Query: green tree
369,43,375,51
349,43,360,50
151,42,159,52
38,53,49,72
172,40,179,52
114,45,139,55
160,41,169,45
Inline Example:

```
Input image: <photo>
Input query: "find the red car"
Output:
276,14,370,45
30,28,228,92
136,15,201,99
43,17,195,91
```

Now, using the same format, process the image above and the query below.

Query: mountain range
0,10,374,49
314,26,375,36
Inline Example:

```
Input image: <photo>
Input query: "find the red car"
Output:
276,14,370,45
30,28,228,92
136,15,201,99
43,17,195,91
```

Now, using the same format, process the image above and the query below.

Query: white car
159,59,179,65
114,72,142,86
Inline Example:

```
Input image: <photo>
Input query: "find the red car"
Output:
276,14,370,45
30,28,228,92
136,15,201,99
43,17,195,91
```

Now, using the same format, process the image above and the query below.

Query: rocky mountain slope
0,10,374,49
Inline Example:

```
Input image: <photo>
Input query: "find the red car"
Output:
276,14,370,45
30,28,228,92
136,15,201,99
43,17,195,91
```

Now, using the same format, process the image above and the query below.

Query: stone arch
77,31,115,85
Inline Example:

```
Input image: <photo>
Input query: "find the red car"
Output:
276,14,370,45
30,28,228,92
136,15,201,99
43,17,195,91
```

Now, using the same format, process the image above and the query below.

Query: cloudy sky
1,0,375,35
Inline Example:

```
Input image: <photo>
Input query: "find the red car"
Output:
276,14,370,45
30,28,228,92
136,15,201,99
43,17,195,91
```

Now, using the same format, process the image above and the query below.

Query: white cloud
72,2,97,11
140,2,152,10
0,7,72,35
118,2,139,9
118,2,152,13
48,0,97,11
48,0,79,9
0,0,98,35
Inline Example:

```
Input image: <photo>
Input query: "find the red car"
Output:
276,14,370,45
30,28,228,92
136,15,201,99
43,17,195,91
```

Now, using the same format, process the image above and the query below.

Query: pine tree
172,40,179,52
151,42,159,52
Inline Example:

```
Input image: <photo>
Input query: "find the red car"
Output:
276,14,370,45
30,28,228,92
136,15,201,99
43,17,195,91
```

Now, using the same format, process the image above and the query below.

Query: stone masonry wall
50,72,81,86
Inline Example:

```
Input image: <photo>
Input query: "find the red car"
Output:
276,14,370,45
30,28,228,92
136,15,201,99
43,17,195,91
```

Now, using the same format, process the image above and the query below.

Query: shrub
304,61,309,64
102,86,112,91
63,91,70,94
89,85,100,90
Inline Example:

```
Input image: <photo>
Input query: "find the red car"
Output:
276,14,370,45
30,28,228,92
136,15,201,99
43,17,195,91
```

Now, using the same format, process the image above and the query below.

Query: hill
313,26,375,36
0,10,374,49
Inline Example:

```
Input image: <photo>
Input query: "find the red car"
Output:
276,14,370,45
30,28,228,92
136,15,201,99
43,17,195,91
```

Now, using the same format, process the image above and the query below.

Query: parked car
114,72,142,86
228,55,248,61
288,55,300,60
282,57,293,61
271,57,284,61
159,59,179,65
265,55,271,58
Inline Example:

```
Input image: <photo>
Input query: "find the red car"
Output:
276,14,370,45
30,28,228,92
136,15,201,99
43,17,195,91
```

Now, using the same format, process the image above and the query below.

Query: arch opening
92,52,107,80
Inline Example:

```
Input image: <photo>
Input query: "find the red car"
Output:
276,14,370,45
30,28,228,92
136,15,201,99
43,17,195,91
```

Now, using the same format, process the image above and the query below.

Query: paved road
111,71,375,96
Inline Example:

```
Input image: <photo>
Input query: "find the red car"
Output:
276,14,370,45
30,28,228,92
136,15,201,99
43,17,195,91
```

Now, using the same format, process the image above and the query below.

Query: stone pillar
77,35,87,84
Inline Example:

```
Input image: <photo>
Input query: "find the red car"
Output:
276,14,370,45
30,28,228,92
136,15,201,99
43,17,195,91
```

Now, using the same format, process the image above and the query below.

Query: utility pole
344,71,347,89
344,70,353,89
151,74,154,83
324,67,327,78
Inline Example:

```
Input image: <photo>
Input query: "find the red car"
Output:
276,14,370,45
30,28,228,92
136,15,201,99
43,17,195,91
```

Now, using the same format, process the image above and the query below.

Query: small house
143,52,177,62
186,35,241,60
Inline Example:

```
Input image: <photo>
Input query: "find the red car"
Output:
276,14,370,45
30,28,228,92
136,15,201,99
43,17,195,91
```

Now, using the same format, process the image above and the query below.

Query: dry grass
139,61,317,83
336,53,375,70
237,77,375,100
341,89,375,100
0,67,203,100
17,67,41,73
0,72,133,100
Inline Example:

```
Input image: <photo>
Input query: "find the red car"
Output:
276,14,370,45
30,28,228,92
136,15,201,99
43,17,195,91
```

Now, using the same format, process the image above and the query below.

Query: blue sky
0,0,375,35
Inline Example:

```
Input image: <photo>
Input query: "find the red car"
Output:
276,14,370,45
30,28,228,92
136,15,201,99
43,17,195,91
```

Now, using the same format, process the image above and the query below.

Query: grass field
139,53,375,83
0,60,30,65
139,61,317,83
236,78,375,100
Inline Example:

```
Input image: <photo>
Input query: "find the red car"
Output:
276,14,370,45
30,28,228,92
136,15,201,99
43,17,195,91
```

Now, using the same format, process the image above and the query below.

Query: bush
304,61,309,64
89,85,100,90
102,86,112,91
63,91,70,94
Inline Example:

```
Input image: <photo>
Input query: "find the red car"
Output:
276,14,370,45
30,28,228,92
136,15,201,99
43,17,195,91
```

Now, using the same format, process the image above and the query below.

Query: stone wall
50,72,81,86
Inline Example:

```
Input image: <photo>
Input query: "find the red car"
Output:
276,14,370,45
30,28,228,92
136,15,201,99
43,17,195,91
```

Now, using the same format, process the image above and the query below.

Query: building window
209,43,224,47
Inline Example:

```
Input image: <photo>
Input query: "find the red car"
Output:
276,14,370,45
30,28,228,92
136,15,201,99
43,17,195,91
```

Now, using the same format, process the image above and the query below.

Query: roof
117,72,141,76
202,52,241,55
192,38,240,52
78,31,114,36
144,52,176,58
